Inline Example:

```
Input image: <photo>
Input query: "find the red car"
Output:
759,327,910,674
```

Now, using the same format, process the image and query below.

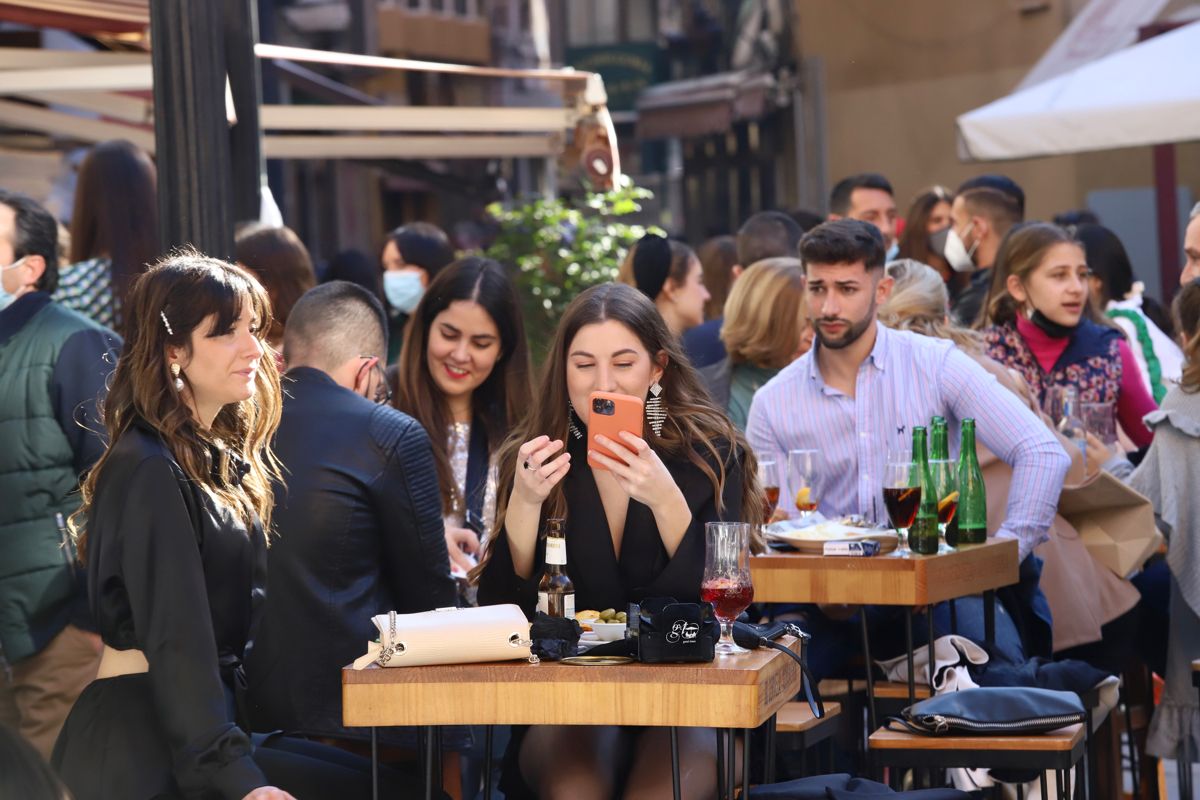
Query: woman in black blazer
476,282,762,800
54,254,431,800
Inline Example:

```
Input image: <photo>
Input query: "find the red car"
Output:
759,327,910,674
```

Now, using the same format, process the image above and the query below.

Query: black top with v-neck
477,435,745,615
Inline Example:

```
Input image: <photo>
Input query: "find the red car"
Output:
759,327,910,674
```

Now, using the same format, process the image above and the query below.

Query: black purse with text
629,597,720,663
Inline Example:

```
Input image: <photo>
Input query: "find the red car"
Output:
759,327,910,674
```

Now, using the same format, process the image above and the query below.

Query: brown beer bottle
537,518,575,619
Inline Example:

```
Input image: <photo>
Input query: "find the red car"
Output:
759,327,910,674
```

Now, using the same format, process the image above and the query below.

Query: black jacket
55,419,269,800
951,267,993,327
478,435,745,616
245,367,454,739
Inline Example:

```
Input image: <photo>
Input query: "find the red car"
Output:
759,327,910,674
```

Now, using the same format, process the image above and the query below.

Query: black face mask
1028,308,1078,339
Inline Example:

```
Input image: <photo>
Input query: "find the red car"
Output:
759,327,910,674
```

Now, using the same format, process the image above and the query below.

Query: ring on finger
523,460,533,470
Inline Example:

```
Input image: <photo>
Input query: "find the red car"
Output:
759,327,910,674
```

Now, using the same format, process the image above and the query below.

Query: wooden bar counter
750,538,1019,605
343,636,803,731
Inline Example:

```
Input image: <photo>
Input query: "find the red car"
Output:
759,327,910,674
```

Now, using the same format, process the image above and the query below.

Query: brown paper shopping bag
1057,471,1163,579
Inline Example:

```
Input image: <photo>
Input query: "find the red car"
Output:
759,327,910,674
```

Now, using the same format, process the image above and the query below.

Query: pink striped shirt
746,323,1070,562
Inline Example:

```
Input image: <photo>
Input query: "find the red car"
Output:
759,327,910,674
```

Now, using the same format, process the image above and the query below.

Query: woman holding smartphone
475,282,762,799
392,257,532,577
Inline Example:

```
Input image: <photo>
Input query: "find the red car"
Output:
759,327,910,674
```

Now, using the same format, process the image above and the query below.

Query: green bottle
908,426,940,555
929,416,955,545
956,419,987,545
930,416,949,461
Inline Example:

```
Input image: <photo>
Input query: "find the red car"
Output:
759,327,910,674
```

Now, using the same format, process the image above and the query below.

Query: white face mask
382,270,425,314
0,256,27,312
944,223,980,273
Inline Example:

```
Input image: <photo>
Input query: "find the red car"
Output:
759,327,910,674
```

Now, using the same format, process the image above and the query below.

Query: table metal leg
905,608,916,707
726,727,736,800
983,589,996,646
861,610,877,736
434,725,443,791
371,726,379,800
1083,707,1093,800
1056,768,1065,800
483,725,494,800
742,729,751,800
670,727,681,800
926,609,937,690
424,725,435,800
1018,779,1025,800
1040,770,1049,800
765,713,777,784
1065,764,1072,800
716,729,726,800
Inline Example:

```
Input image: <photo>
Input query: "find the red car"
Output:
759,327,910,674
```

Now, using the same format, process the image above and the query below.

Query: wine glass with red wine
758,458,780,525
701,522,754,655
882,457,920,553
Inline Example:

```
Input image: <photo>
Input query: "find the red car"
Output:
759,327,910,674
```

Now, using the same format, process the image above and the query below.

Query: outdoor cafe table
343,636,804,800
750,538,1020,730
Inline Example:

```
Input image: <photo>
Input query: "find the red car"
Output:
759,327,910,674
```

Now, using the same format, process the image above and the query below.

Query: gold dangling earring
171,363,184,392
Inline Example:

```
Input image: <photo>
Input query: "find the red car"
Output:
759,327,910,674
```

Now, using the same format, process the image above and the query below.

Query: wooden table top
342,637,803,730
869,722,1084,752
750,538,1019,605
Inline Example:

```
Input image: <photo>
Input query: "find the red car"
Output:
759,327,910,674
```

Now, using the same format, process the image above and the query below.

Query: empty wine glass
1082,401,1117,446
787,449,820,523
758,458,780,526
701,522,754,655
882,454,919,553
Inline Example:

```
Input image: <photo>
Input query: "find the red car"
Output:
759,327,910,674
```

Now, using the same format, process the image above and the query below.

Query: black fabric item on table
530,612,582,661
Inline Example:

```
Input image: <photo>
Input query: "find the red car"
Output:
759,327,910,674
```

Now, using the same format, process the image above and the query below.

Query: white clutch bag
352,604,534,669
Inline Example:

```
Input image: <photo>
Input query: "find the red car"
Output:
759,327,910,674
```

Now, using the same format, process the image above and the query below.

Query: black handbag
885,687,1086,736
733,620,824,720
629,597,720,663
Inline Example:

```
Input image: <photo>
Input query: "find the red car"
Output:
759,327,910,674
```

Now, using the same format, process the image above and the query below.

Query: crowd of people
2,137,1200,800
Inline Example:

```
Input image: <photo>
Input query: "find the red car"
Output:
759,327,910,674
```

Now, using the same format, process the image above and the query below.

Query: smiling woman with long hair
53,252,430,800
393,256,532,577
475,282,761,799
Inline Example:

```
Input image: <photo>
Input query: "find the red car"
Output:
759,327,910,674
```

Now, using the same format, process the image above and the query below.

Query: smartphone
587,391,644,470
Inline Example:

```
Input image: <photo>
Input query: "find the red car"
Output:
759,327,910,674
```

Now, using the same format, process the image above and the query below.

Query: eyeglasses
358,356,393,405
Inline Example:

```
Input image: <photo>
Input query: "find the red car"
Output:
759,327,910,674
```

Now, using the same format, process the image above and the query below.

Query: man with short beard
745,219,1069,677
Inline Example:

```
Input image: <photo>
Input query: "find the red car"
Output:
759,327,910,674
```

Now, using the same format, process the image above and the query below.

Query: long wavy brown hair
393,256,532,515
472,283,763,579
1175,278,1200,393
72,251,283,560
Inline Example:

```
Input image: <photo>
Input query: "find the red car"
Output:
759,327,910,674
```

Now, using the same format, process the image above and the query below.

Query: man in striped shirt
747,219,1069,669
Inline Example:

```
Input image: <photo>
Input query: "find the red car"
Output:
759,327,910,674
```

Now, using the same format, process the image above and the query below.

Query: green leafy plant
486,178,662,362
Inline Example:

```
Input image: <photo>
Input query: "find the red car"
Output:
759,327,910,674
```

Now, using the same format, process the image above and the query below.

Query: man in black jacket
246,281,454,741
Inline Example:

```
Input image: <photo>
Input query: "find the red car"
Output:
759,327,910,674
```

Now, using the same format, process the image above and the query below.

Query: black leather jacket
245,367,454,738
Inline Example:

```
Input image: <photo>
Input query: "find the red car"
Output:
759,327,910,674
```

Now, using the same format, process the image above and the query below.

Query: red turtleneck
1015,315,1155,447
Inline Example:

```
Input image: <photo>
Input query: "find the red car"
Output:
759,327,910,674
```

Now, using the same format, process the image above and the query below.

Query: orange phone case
587,391,644,470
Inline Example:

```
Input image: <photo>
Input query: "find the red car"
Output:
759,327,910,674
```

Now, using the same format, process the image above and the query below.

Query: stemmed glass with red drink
882,455,920,553
701,522,754,655
758,458,780,525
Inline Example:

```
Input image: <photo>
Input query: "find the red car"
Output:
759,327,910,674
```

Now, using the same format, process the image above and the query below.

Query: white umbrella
956,20,1200,161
